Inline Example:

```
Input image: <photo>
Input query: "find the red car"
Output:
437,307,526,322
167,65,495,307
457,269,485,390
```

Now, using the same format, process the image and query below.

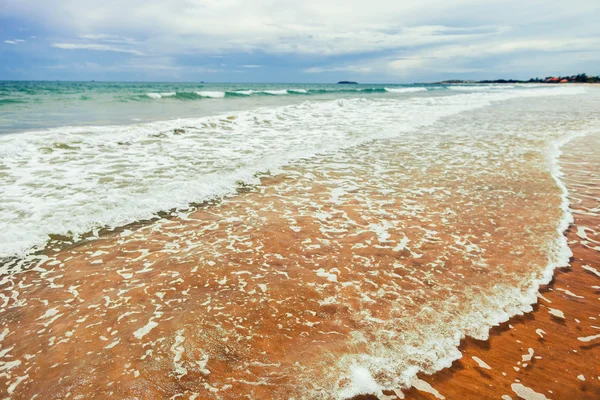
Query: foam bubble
472,356,492,369
511,383,549,400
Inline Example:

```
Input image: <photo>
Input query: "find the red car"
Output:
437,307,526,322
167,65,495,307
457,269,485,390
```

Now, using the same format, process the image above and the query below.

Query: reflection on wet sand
0,94,598,399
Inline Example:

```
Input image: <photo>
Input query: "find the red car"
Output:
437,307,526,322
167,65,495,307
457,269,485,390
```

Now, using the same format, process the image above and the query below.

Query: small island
337,81,358,84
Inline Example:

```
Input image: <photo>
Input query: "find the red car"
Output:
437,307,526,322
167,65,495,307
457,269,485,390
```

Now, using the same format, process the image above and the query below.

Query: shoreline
396,134,600,399
0,92,597,399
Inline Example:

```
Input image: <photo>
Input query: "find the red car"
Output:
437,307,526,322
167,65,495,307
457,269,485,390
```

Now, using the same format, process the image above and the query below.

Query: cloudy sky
1,0,598,83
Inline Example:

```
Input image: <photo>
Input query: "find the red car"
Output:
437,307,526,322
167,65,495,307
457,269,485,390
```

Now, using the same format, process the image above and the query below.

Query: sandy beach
2,0,600,397
0,86,598,399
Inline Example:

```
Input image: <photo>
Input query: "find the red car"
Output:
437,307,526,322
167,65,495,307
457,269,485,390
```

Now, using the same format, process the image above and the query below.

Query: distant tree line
478,73,599,84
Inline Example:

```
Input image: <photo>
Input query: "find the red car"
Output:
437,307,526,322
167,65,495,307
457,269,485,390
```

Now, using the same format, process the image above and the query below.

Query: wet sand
398,134,600,399
0,94,598,399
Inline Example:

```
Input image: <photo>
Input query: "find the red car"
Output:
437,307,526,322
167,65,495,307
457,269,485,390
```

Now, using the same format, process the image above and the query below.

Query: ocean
0,81,599,398
0,81,438,134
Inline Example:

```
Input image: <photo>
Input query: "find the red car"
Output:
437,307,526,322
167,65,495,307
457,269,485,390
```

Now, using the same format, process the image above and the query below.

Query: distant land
437,73,600,85
337,81,358,84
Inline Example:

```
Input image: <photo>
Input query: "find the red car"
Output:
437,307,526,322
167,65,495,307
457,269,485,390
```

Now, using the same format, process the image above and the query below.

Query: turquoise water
0,80,557,258
0,81,452,133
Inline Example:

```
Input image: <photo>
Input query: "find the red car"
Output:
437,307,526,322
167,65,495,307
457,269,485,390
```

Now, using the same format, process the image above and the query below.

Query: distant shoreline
437,81,600,85
436,73,600,85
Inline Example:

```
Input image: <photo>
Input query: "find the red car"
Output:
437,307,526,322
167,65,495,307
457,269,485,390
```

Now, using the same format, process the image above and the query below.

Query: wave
145,92,176,99
144,91,223,100
144,89,294,99
228,89,308,96
332,91,592,400
384,87,427,93
0,86,584,260
226,89,290,96
139,87,432,101
229,90,253,96
196,91,226,98
0,98,27,105
447,85,516,91
261,89,288,95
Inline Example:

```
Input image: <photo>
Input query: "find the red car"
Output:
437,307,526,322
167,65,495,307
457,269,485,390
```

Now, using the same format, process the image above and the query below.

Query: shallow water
0,85,599,399
400,128,600,400
0,86,586,258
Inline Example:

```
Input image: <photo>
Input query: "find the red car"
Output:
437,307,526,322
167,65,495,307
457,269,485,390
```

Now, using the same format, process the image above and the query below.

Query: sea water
0,82,599,399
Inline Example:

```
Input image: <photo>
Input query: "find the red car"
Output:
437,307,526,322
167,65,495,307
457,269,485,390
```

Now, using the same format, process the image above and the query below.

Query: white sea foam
196,91,226,98
133,320,159,339
511,383,549,400
577,334,600,342
230,89,304,96
384,87,427,93
231,90,253,95
323,86,592,399
0,86,585,260
231,89,291,95
261,89,288,95
472,356,492,369
339,365,383,398
146,92,176,99
0,85,596,400
448,85,516,91
582,264,600,277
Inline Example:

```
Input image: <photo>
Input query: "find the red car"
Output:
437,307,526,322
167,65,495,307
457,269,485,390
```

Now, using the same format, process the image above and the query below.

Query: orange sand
1,97,598,399
392,135,600,400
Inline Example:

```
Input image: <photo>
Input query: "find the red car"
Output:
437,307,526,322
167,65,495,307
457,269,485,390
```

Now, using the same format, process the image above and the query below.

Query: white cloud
78,34,137,44
239,64,262,68
43,61,222,74
386,37,600,73
304,65,372,73
4,40,17,45
2,0,599,79
2,0,575,56
52,43,145,56
122,64,222,73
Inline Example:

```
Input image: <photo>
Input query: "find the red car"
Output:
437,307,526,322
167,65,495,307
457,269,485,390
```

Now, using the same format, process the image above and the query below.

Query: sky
0,0,599,83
